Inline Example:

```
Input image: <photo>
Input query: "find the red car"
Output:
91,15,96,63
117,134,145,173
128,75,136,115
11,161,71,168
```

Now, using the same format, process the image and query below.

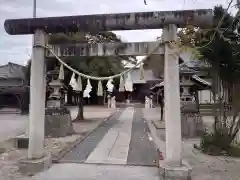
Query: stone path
34,107,159,180
61,109,123,163
85,108,134,164
127,109,158,166
62,107,158,166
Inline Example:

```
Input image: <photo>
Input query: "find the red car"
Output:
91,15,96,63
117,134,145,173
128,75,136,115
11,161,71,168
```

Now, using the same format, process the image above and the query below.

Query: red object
159,152,164,160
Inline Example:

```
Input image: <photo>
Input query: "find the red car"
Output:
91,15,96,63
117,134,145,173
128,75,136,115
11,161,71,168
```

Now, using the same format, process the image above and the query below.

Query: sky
0,0,234,65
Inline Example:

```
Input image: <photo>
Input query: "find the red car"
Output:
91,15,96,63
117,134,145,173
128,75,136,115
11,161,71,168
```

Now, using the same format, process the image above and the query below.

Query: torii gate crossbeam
4,9,212,35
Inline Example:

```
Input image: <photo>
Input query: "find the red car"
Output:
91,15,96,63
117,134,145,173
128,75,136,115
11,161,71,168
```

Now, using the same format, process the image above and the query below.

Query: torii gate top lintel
4,9,213,35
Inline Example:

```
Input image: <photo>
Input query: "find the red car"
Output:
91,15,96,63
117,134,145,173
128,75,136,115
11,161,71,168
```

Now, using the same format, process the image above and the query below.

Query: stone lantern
179,64,203,138
47,68,64,108
179,64,196,107
45,67,74,138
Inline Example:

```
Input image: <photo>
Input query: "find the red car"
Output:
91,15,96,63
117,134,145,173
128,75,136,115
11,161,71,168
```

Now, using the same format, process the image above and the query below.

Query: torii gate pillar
18,29,51,175
161,24,192,179
28,30,47,159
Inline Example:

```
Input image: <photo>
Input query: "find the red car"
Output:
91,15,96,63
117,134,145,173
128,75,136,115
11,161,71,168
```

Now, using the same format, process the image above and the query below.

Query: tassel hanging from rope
125,72,133,92
69,72,78,90
76,76,82,91
58,64,64,80
119,75,125,92
106,78,114,93
97,80,103,96
83,78,92,98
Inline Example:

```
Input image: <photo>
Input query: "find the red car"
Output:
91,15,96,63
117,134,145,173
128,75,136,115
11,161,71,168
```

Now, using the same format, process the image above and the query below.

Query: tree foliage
178,25,202,48
48,31,132,120
178,5,240,155
195,6,240,155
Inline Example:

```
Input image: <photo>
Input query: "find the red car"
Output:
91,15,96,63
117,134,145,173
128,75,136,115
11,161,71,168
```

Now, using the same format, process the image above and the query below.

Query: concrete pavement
85,107,134,164
35,163,159,180
61,107,158,166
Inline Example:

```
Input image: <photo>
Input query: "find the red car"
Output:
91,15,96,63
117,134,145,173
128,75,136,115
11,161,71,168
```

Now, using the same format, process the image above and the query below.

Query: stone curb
52,109,118,163
143,112,166,158
0,138,17,154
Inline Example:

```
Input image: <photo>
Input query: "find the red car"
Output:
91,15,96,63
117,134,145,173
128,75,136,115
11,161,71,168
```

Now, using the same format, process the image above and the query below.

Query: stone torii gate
4,9,213,178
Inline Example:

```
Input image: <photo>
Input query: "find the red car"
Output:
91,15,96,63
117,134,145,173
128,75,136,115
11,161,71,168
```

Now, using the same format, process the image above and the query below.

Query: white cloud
0,0,232,65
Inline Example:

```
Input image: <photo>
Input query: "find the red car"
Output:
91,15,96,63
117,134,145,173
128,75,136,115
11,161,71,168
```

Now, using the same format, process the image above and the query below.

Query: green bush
200,132,233,156
200,133,221,155
228,145,240,157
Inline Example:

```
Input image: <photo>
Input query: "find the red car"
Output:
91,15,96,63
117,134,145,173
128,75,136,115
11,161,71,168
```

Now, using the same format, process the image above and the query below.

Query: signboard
4,9,213,35
46,41,165,57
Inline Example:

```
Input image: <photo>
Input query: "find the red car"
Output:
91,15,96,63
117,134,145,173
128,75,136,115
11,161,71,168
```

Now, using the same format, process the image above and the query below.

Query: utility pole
33,0,36,18
236,0,240,35
26,0,37,136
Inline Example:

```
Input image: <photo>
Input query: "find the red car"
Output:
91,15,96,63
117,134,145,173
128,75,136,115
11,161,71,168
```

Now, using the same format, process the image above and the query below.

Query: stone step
151,120,165,129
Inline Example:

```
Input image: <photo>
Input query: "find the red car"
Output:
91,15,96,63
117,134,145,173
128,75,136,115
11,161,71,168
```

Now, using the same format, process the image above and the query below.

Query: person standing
159,91,164,121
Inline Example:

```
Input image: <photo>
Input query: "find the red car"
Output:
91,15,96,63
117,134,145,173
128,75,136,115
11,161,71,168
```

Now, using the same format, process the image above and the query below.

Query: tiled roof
150,61,211,89
179,63,197,74
0,62,26,79
192,75,211,86
151,75,211,89
184,60,209,68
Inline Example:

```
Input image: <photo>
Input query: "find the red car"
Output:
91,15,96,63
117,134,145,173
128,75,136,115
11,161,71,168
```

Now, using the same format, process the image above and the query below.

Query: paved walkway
62,107,158,166
35,163,159,180
34,107,159,180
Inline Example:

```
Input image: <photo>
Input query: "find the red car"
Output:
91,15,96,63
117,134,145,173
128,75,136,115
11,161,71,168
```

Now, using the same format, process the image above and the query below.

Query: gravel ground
143,108,240,180
0,107,116,180
183,139,240,180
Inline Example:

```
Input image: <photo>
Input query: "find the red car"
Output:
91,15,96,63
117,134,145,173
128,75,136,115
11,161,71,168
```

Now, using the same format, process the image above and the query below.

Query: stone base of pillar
5,134,29,149
181,113,204,138
159,160,192,180
0,138,17,152
45,108,75,138
15,134,29,149
181,102,204,138
18,153,52,176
